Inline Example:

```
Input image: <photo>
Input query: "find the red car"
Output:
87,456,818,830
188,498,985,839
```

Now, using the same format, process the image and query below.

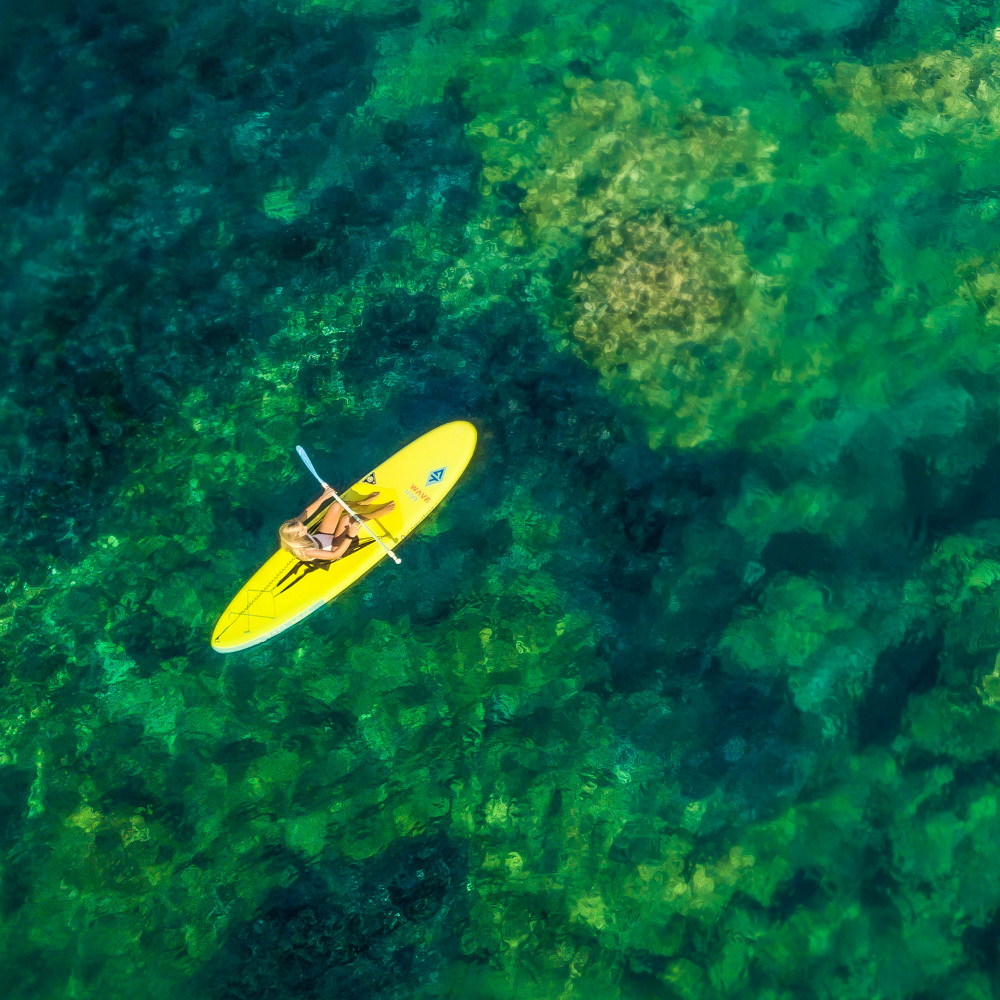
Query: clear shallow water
5,0,1000,996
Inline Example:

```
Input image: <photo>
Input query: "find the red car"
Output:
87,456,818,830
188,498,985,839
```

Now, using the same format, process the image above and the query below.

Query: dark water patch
894,175,987,257
494,180,528,217
622,949,673,986
858,842,903,924
734,0,902,57
210,738,269,783
856,634,943,746
841,0,901,57
901,449,945,540
206,832,468,1000
0,942,51,998
285,702,358,747
10,638,78,687
760,530,841,578
768,866,829,920
0,769,34,874
97,766,186,834
1,840,39,918
928,442,1000,539
312,184,367,228
710,667,802,751
364,291,443,354
616,486,669,555
737,23,824,57
597,548,750,695
621,654,809,815
858,217,891,293
963,905,1000,974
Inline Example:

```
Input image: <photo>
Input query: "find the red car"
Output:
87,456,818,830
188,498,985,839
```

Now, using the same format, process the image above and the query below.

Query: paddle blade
295,445,326,487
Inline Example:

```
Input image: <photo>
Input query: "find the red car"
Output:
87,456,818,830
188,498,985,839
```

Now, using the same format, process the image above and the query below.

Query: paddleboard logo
363,472,376,485
426,467,446,486
406,483,432,503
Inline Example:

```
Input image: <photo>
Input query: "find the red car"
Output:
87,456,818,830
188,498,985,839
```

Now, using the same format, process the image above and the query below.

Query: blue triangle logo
363,472,376,485
426,467,446,486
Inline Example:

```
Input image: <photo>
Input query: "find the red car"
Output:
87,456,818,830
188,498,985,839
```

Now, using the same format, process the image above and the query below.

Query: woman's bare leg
338,500,396,539
316,502,350,536
316,492,381,532
357,501,396,521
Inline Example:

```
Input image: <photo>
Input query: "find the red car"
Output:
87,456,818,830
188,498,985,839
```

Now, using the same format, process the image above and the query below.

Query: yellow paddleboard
211,420,477,652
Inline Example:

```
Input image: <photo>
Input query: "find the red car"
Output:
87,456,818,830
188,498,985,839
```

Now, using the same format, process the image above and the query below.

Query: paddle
295,445,402,565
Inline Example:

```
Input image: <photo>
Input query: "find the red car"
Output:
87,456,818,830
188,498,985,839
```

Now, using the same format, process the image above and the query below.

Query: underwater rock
569,212,759,447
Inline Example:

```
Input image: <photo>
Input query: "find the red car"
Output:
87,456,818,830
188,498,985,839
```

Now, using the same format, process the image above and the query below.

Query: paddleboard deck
211,420,477,652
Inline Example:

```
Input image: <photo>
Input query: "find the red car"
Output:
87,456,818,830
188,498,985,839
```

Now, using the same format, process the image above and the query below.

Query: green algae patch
821,41,1000,152
261,184,311,223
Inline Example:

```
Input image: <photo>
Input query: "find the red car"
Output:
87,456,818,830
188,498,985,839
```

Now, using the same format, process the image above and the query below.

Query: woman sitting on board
279,487,396,563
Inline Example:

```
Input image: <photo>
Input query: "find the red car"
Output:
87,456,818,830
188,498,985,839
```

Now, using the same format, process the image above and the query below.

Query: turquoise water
5,0,1000,996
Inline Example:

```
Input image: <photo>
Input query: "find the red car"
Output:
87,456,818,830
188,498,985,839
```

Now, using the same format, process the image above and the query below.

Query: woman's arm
299,486,336,521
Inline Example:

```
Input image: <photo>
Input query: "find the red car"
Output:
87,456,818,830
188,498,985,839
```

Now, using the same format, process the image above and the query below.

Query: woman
279,487,396,563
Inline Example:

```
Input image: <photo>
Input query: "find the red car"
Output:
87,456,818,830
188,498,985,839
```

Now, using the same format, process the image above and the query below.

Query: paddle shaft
295,445,401,565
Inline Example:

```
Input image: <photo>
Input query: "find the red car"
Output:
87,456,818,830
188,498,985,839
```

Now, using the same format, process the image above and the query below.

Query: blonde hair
278,519,313,561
